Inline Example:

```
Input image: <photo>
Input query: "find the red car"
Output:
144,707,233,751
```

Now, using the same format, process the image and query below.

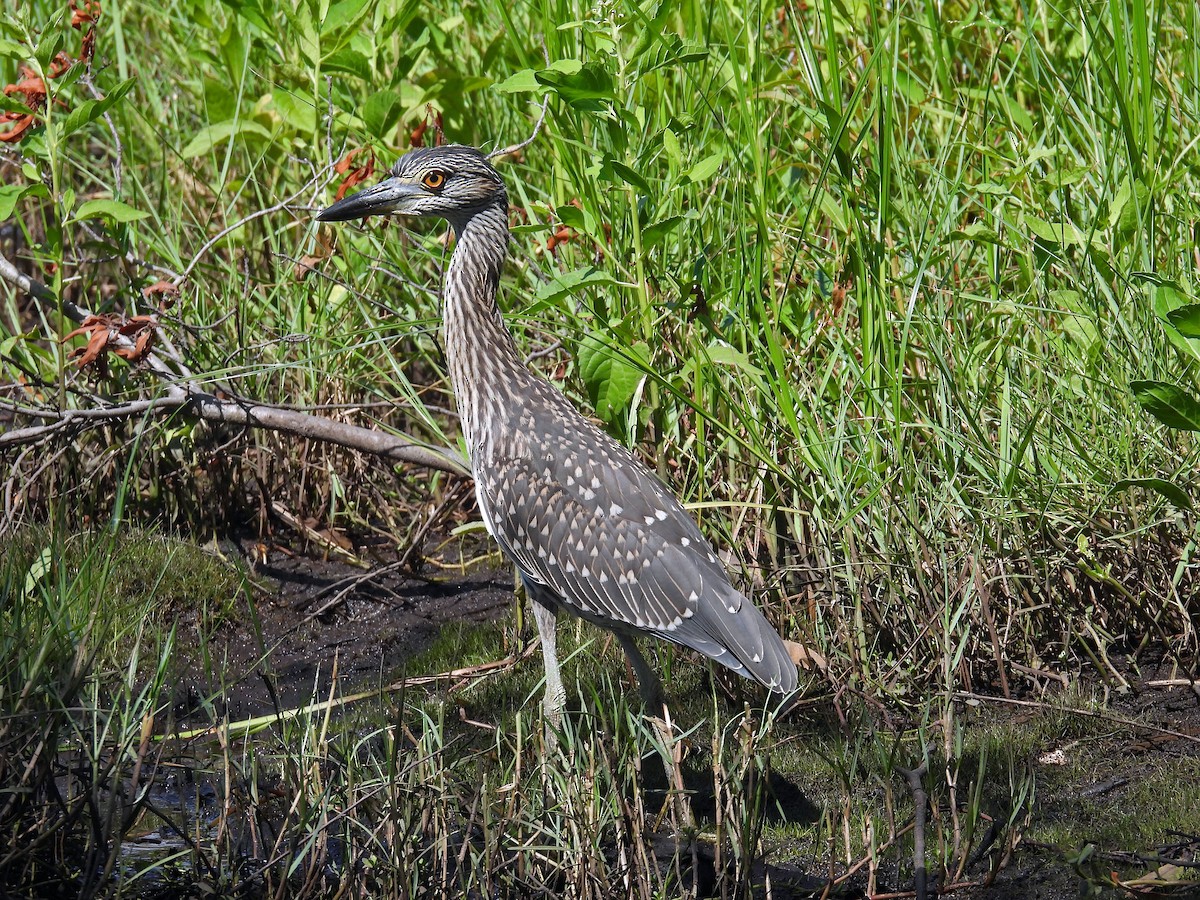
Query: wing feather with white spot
474,398,797,693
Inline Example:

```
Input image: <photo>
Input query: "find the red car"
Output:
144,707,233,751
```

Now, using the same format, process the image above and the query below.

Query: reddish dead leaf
293,254,323,281
141,280,179,310
117,314,156,336
62,312,157,370
409,118,428,148
545,225,573,254
71,0,102,29
68,325,112,370
0,112,36,143
430,107,444,146
46,52,75,80
5,66,48,111
80,24,96,64
409,106,445,147
112,327,154,362
332,148,375,201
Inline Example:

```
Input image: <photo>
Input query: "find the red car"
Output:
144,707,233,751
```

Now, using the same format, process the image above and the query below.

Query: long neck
442,200,526,454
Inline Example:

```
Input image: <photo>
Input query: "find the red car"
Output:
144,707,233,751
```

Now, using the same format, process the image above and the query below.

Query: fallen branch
0,252,469,476
170,640,539,742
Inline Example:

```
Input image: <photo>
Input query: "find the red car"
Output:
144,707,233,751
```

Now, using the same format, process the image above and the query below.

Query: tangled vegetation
2,0,1198,896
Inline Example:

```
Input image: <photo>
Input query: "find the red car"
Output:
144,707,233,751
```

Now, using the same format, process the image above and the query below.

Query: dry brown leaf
784,639,827,671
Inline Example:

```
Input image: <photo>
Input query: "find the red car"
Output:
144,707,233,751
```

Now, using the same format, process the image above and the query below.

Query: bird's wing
475,412,797,692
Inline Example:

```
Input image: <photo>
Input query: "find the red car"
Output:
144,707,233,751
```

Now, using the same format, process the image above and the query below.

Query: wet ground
184,546,515,721
154,545,1199,900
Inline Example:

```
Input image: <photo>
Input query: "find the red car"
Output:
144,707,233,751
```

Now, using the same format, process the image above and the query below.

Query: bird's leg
530,595,566,725
614,632,666,717
615,634,694,831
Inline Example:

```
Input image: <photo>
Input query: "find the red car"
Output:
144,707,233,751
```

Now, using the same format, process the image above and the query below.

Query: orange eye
422,171,445,190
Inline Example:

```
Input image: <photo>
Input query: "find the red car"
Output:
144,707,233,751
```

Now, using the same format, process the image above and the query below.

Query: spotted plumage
318,145,797,714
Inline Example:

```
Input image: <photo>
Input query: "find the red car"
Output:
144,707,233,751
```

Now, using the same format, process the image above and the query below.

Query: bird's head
317,144,507,228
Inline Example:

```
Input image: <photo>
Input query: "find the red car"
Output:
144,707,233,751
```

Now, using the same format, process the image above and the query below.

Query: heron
318,144,797,720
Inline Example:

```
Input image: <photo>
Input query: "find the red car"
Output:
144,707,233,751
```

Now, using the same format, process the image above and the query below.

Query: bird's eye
422,171,446,190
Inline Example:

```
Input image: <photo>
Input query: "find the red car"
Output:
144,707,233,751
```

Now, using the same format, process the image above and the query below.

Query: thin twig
488,94,551,160
175,164,338,285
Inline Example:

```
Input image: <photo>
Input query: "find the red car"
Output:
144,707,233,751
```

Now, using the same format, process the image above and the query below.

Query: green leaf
661,127,681,164
60,77,135,138
1026,215,1083,245
685,151,723,184
556,205,586,231
22,546,53,599
496,68,540,94
272,88,316,133
1151,281,1191,317
1112,478,1192,511
705,342,767,390
180,119,272,158
532,267,617,306
1166,303,1200,338
578,334,650,423
608,158,651,194
949,222,1001,244
324,49,371,81
0,184,27,220
362,89,404,139
74,198,149,223
535,60,613,108
0,182,50,221
320,0,371,35
642,214,686,248
1130,380,1200,432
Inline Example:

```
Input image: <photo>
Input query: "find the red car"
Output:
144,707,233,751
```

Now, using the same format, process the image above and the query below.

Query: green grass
2,0,1200,895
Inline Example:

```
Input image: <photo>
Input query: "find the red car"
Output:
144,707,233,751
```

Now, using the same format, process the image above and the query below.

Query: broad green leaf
74,198,149,223
0,91,34,114
532,267,617,306
557,204,600,237
1026,215,1083,245
705,342,767,390
578,335,650,423
181,119,272,158
1131,380,1200,432
1166,303,1200,338
0,182,50,220
320,0,370,35
949,222,1000,244
535,60,613,107
60,77,135,138
546,58,582,74
22,546,53,599
642,214,686,248
685,151,723,183
362,89,403,139
1112,478,1192,511
272,88,316,133
496,69,540,93
1151,281,1191,316
661,127,681,164
608,158,651,194
0,184,27,220
1109,176,1152,237
324,49,371,81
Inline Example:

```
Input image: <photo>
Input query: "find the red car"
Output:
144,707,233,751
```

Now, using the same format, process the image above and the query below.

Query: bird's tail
678,584,798,693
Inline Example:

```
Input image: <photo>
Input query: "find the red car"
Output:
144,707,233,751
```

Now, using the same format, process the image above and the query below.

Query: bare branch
488,94,550,161
0,251,469,477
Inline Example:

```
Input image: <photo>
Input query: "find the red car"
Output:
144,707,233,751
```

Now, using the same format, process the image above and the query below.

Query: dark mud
176,547,514,722
153,546,1198,900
